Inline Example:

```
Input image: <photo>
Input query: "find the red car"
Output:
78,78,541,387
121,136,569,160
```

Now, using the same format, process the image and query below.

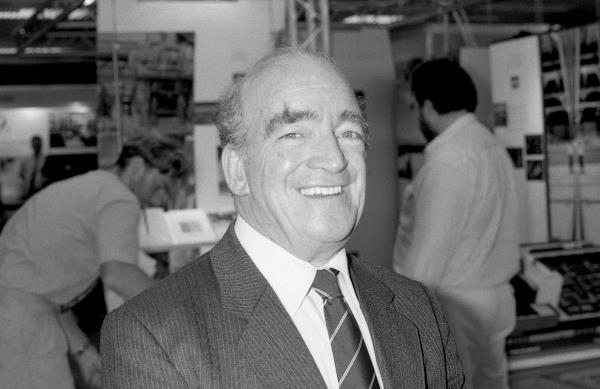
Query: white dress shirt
235,217,384,389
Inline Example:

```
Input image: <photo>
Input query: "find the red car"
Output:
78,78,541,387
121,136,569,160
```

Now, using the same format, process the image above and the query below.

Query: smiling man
101,48,466,389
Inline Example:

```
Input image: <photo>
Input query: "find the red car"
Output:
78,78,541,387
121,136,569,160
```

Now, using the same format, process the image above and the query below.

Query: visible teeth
300,186,342,196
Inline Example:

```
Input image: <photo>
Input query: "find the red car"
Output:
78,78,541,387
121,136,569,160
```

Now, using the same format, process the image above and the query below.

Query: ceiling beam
11,0,88,54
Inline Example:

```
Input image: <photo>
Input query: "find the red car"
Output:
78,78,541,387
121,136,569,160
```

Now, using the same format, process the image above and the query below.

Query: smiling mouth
299,186,343,196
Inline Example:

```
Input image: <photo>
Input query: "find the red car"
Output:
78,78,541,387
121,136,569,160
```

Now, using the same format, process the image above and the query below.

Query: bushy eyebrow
266,106,320,136
265,105,368,136
341,110,368,134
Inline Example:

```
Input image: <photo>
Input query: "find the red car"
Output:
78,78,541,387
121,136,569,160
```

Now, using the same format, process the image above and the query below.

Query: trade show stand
508,243,600,388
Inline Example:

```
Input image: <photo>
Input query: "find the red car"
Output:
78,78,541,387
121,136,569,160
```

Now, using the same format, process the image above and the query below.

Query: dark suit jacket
101,226,466,388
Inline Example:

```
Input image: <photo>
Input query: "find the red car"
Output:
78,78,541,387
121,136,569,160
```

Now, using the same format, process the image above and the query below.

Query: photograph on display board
526,159,545,181
493,102,508,127
525,134,543,155
540,23,600,242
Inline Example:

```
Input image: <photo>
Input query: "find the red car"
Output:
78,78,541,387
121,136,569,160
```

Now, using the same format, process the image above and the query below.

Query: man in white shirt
101,48,466,389
393,58,520,389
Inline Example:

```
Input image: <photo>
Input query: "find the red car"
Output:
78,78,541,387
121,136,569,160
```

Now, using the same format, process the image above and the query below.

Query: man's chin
304,223,355,246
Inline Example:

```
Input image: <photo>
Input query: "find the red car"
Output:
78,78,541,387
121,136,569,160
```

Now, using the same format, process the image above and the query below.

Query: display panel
539,23,600,244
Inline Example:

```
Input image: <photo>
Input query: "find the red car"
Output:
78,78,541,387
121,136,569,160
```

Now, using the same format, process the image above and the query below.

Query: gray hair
214,47,346,152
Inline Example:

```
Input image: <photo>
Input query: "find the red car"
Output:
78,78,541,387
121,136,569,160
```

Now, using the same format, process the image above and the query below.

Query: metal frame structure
286,0,485,54
10,0,95,56
287,0,331,54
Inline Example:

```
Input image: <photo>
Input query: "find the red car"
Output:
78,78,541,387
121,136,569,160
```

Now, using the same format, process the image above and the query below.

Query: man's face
414,98,438,143
418,108,438,142
231,57,367,264
132,165,175,210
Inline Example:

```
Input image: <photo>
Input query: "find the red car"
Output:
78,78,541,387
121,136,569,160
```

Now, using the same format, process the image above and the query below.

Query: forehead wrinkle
265,105,321,136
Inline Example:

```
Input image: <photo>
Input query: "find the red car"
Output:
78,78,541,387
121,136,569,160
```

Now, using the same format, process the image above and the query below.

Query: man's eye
279,132,302,139
339,130,364,140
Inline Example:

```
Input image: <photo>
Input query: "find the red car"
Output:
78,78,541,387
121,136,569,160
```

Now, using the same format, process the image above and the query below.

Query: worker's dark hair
115,132,189,179
410,58,478,114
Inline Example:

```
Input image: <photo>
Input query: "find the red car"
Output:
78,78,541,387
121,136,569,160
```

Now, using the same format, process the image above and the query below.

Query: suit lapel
237,287,326,388
350,258,426,388
210,226,326,389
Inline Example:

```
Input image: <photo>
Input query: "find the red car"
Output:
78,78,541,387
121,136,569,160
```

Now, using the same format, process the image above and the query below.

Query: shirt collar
234,216,348,317
425,112,475,155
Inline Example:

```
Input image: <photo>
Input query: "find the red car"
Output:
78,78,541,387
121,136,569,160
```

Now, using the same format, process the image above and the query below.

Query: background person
0,132,188,389
101,48,466,389
18,135,46,201
393,58,520,389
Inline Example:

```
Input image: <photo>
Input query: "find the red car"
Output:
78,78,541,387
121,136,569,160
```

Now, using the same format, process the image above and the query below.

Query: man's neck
437,110,468,134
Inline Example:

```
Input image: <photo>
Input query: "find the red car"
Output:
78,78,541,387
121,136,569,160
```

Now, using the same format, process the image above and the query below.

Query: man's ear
422,99,436,118
221,144,249,196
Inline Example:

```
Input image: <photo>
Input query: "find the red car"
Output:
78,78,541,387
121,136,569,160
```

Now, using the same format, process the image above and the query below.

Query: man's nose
306,133,348,172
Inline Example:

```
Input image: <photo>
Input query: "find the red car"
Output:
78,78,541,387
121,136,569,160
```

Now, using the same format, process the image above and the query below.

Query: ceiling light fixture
24,46,67,54
343,14,405,24
0,47,18,55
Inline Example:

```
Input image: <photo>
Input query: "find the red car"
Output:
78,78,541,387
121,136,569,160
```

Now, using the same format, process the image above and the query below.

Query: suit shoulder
355,258,428,292
353,258,437,311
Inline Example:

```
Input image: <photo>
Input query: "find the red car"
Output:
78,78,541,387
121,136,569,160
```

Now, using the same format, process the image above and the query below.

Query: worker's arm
58,310,101,388
97,195,154,300
100,260,153,300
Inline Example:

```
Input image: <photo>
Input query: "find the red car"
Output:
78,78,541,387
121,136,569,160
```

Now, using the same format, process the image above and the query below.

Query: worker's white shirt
393,113,520,290
0,170,140,305
235,217,384,389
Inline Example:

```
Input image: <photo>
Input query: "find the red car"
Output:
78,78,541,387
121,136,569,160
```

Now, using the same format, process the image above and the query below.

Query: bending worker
0,133,188,389
393,58,520,389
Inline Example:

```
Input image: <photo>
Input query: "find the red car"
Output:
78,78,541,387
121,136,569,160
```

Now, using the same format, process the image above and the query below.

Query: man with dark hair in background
0,133,188,389
18,135,46,200
101,48,466,389
393,58,520,389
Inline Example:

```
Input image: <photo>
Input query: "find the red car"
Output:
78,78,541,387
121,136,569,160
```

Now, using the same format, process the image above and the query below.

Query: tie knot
312,268,342,300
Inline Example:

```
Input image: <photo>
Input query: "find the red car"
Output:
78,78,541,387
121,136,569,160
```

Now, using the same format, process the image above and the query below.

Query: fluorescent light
67,102,91,113
0,6,92,20
343,14,404,24
83,0,96,6
24,46,67,54
0,8,35,20
0,47,17,55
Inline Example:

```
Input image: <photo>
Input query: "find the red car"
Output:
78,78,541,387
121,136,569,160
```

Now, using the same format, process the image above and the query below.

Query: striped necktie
312,268,380,389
